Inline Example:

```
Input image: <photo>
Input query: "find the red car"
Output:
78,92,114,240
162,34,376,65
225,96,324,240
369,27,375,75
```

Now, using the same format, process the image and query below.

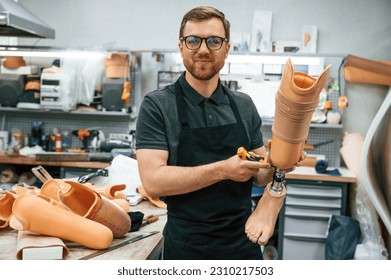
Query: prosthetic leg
268,58,331,195
245,59,330,245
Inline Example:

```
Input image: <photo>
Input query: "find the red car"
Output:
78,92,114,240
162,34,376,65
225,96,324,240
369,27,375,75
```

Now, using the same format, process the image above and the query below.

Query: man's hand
265,139,307,173
222,154,271,182
282,149,307,173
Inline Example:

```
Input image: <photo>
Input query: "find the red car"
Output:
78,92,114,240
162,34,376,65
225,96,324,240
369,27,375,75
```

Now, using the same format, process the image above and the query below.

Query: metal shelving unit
0,48,142,150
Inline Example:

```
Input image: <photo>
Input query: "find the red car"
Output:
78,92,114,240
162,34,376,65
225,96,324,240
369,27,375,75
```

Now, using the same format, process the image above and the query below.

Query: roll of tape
315,159,329,173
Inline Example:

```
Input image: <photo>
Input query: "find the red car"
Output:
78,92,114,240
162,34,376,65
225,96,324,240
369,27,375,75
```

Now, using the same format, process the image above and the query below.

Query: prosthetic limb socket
269,58,331,194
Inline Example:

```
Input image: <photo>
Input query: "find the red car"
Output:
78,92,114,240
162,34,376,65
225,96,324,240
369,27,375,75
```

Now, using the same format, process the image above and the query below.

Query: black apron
162,80,263,260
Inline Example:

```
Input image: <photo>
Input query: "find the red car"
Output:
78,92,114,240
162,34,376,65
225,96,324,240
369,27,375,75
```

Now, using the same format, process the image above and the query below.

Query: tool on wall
72,129,103,151
304,139,334,150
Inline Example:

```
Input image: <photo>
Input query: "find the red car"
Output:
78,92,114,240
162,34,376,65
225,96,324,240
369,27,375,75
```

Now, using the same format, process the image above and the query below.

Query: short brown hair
179,6,230,41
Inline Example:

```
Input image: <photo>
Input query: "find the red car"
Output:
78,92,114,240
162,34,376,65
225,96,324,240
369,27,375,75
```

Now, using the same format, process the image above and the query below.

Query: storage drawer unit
282,235,326,260
278,180,348,260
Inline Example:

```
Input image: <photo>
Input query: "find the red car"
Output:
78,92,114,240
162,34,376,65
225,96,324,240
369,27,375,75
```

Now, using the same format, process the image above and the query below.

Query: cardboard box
105,53,130,78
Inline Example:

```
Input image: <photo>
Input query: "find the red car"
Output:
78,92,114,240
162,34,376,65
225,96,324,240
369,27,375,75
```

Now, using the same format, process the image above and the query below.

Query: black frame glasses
180,35,228,51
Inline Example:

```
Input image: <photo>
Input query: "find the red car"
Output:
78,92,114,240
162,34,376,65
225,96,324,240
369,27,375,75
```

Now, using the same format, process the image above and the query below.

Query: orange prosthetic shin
10,194,113,249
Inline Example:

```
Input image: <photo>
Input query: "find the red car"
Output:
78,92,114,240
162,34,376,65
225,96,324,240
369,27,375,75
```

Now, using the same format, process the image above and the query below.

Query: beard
183,55,224,81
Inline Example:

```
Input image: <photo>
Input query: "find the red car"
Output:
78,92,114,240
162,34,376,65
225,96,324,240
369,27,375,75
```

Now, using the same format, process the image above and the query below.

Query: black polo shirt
136,72,264,165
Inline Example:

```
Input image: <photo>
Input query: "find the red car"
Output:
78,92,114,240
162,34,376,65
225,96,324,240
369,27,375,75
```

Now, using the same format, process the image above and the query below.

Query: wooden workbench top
0,200,167,260
0,153,356,183
285,166,356,183
0,153,109,169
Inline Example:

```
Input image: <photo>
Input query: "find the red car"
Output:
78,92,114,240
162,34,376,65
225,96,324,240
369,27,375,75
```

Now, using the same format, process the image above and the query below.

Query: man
136,6,301,260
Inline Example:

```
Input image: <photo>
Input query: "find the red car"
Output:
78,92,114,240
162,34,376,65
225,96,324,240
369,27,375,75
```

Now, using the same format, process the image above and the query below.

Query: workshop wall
15,0,391,137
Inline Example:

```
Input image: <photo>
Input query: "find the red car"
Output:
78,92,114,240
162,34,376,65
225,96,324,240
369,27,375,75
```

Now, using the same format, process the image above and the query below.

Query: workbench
0,200,167,260
1,153,355,260
285,166,356,183
0,153,109,169
0,153,357,183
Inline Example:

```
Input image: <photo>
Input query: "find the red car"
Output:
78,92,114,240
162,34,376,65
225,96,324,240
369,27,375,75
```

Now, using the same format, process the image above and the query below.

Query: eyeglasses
180,35,228,51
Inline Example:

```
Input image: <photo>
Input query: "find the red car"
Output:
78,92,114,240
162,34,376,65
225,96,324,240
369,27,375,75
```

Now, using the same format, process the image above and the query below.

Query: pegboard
261,123,342,167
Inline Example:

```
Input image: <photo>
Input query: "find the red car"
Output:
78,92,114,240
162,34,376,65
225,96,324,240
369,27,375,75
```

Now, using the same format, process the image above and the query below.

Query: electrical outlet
109,133,132,141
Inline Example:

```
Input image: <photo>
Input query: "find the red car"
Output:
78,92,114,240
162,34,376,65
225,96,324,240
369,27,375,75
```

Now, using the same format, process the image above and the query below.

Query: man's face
179,17,230,81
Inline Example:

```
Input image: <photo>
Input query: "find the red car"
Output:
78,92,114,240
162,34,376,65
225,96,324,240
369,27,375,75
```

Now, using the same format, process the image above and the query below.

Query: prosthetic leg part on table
10,194,114,249
39,178,131,238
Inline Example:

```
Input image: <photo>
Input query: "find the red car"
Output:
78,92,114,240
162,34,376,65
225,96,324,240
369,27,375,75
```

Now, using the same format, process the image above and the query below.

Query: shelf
151,49,347,57
0,107,132,118
0,153,109,169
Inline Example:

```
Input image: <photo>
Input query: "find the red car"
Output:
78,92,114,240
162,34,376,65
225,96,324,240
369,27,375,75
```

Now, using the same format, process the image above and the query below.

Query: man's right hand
223,154,271,182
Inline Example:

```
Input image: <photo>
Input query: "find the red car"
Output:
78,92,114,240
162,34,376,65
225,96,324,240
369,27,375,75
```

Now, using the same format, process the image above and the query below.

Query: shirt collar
179,72,224,106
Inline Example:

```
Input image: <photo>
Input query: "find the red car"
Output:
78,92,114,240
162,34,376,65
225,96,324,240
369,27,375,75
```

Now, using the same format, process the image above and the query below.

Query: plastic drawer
286,183,342,198
285,195,341,208
284,215,330,237
285,205,341,217
282,236,326,260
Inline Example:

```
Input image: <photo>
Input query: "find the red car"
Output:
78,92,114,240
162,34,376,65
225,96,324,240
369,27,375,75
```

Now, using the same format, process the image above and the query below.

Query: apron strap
175,80,190,129
224,85,244,126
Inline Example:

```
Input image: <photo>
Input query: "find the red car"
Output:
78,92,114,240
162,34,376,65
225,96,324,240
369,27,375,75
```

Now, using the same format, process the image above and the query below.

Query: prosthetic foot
245,184,286,245
10,194,113,249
